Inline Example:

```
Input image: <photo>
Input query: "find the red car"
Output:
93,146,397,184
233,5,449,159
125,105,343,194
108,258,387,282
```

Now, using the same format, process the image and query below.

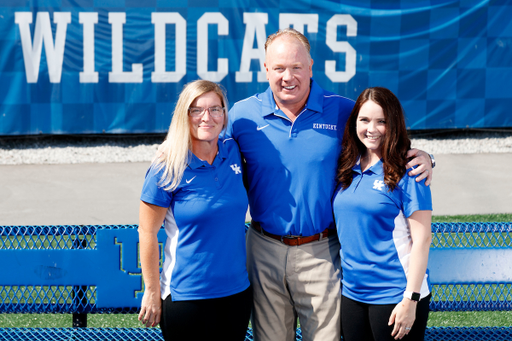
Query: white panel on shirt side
392,211,430,298
159,209,180,300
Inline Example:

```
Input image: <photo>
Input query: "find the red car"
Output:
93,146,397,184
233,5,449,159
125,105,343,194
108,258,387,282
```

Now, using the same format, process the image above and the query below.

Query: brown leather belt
251,221,336,246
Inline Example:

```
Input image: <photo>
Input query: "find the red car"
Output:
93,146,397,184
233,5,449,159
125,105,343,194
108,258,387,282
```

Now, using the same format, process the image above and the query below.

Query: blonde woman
137,80,251,341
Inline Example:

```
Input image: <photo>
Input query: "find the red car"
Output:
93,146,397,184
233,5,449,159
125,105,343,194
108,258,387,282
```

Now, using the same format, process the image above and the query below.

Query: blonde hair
265,27,312,61
155,80,229,191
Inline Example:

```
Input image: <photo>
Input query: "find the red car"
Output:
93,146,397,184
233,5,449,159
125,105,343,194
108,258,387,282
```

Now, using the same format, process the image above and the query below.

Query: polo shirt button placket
212,167,221,189
290,120,299,138
353,174,364,191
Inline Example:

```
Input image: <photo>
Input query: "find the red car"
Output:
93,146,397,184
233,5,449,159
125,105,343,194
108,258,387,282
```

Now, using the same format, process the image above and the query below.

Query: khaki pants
247,226,342,341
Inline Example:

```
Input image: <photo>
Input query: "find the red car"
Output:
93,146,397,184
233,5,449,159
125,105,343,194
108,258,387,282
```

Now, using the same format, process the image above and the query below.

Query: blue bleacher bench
0,223,511,341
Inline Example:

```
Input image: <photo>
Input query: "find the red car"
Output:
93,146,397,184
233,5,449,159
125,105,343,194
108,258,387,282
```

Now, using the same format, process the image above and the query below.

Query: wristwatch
429,153,436,169
403,291,421,302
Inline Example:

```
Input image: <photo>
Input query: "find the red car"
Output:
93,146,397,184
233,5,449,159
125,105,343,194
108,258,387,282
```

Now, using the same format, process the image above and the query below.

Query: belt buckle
281,234,300,244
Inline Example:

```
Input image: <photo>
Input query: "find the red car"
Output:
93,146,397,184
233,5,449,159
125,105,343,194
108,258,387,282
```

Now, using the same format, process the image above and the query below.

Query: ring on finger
405,327,411,330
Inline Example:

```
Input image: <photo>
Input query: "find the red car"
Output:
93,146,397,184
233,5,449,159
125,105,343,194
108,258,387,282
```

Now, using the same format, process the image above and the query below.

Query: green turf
1,214,511,328
0,313,143,328
3,311,512,328
428,311,512,327
432,213,512,223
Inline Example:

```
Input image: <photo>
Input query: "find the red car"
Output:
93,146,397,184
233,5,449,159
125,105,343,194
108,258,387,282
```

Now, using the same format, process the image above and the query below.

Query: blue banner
0,0,510,135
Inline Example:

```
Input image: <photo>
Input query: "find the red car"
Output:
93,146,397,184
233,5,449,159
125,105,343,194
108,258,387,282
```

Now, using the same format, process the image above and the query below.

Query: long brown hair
337,87,411,191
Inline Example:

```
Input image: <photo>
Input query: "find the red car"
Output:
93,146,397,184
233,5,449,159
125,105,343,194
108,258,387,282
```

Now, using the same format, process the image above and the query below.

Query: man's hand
405,149,433,186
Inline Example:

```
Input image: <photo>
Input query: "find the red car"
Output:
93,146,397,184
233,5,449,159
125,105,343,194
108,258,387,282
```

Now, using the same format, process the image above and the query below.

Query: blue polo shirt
140,138,250,301
332,159,432,304
226,79,354,236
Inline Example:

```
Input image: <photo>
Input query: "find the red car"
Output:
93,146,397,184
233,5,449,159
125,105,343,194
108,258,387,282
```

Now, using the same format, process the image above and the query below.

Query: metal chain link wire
430,222,512,312
0,225,139,314
1,223,512,340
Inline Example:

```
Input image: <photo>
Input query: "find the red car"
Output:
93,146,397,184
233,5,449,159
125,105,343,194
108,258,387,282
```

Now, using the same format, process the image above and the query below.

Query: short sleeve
224,106,236,140
140,163,173,208
399,173,432,218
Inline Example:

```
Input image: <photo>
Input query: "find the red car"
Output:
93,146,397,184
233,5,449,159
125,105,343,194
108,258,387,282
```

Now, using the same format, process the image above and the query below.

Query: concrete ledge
0,153,511,225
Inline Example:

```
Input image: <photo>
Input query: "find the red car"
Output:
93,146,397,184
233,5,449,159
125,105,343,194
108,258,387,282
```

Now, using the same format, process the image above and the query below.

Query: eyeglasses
188,106,225,118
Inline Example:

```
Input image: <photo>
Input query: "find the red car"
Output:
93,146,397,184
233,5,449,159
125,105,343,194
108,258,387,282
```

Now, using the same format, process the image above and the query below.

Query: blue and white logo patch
373,180,385,191
230,164,241,174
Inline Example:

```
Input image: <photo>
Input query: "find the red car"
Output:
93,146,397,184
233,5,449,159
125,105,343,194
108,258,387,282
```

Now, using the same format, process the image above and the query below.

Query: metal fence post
72,229,88,327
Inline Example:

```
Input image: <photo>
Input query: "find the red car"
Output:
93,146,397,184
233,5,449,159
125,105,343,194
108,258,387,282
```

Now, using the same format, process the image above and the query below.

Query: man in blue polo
226,28,433,341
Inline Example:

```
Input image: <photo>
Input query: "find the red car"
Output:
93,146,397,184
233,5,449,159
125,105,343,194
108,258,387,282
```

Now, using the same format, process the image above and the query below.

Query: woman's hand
388,298,417,339
138,289,162,327
138,201,168,328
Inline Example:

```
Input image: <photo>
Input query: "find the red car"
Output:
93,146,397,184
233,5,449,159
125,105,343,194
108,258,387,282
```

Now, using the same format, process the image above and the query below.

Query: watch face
411,292,421,301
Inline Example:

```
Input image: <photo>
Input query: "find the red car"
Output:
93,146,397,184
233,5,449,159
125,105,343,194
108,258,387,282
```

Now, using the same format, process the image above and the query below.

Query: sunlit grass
432,213,512,223
428,311,512,327
0,313,143,328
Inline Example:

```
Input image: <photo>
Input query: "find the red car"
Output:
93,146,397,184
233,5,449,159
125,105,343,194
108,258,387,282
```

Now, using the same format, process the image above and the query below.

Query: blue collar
261,78,324,117
354,157,384,175
188,139,227,169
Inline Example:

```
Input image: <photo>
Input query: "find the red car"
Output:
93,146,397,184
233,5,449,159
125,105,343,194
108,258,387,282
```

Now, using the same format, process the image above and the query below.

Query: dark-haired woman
333,87,432,341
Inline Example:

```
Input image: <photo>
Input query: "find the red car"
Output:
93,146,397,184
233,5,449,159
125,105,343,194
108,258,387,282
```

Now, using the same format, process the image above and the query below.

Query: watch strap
403,291,421,302
429,153,436,169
